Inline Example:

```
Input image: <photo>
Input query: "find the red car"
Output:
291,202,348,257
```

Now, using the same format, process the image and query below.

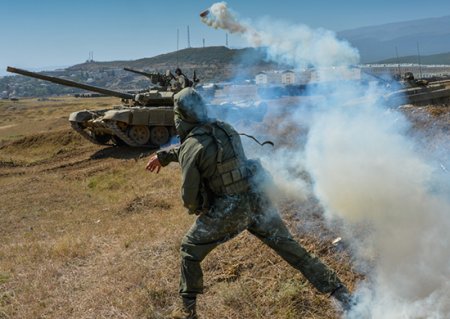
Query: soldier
146,88,353,318
175,68,188,89
166,68,190,92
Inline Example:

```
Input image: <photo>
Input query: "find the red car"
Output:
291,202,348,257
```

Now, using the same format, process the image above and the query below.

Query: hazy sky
2,0,450,75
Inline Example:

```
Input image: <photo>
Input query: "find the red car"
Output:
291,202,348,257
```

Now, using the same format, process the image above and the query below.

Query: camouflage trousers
179,193,342,298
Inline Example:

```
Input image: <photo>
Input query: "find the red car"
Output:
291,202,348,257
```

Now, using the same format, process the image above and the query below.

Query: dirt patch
123,195,173,214
2,130,80,149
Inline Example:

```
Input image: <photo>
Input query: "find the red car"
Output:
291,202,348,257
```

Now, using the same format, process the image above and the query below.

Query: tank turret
123,67,173,89
385,79,450,107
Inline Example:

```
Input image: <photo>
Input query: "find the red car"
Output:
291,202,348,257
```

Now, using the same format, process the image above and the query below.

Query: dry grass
1,97,445,318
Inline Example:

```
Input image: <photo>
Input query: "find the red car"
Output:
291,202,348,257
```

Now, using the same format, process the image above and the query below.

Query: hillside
67,46,277,82
5,46,450,99
1,46,279,98
338,15,450,63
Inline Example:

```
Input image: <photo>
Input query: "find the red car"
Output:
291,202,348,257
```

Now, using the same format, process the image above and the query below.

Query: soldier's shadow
89,146,157,160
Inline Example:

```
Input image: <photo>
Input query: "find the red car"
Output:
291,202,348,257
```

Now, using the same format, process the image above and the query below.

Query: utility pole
88,51,94,62
176,28,179,67
187,25,191,48
225,33,229,47
202,38,205,48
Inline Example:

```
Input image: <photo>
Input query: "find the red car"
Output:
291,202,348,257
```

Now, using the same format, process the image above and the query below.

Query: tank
385,77,450,107
7,66,269,148
7,66,176,147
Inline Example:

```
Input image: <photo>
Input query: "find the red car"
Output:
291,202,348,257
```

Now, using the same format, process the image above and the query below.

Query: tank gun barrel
124,67,171,88
6,66,135,100
123,67,155,79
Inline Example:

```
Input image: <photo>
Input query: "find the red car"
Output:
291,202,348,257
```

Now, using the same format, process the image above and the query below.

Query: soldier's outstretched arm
145,147,181,174
157,147,180,166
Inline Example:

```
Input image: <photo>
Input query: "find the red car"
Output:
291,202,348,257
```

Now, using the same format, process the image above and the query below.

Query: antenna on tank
416,42,423,78
395,46,401,77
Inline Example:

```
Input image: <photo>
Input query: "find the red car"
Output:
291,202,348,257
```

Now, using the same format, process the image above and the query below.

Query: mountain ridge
67,46,277,81
374,51,450,64
338,15,450,62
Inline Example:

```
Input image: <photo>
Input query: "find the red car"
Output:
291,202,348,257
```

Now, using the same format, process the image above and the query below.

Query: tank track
70,121,105,145
106,121,140,147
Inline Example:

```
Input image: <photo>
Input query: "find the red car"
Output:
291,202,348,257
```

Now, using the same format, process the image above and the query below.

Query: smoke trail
201,2,249,34
202,2,450,318
201,2,359,69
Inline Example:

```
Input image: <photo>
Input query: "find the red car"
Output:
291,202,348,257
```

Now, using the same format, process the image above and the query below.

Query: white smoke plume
305,85,450,318
203,2,450,318
201,2,359,69
201,2,249,34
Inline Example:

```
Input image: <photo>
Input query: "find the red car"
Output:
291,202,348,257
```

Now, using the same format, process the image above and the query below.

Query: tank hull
69,105,177,148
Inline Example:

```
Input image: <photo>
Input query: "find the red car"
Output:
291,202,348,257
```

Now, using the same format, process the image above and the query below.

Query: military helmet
174,88,207,124
173,88,208,140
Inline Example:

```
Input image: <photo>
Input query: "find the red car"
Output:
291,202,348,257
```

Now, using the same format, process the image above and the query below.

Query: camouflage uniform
157,88,350,315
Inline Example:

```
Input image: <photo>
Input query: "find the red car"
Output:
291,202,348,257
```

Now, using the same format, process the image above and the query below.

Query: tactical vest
186,121,251,196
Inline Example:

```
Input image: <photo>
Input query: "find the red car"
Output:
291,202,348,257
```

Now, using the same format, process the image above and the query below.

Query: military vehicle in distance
7,66,177,148
385,73,450,107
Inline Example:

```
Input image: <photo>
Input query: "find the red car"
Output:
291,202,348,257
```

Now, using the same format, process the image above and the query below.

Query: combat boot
330,285,354,312
171,296,197,319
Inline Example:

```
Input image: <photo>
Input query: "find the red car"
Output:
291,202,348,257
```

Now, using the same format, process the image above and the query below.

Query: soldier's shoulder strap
186,121,274,146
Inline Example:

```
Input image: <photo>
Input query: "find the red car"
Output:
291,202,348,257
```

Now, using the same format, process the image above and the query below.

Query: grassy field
0,96,447,318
